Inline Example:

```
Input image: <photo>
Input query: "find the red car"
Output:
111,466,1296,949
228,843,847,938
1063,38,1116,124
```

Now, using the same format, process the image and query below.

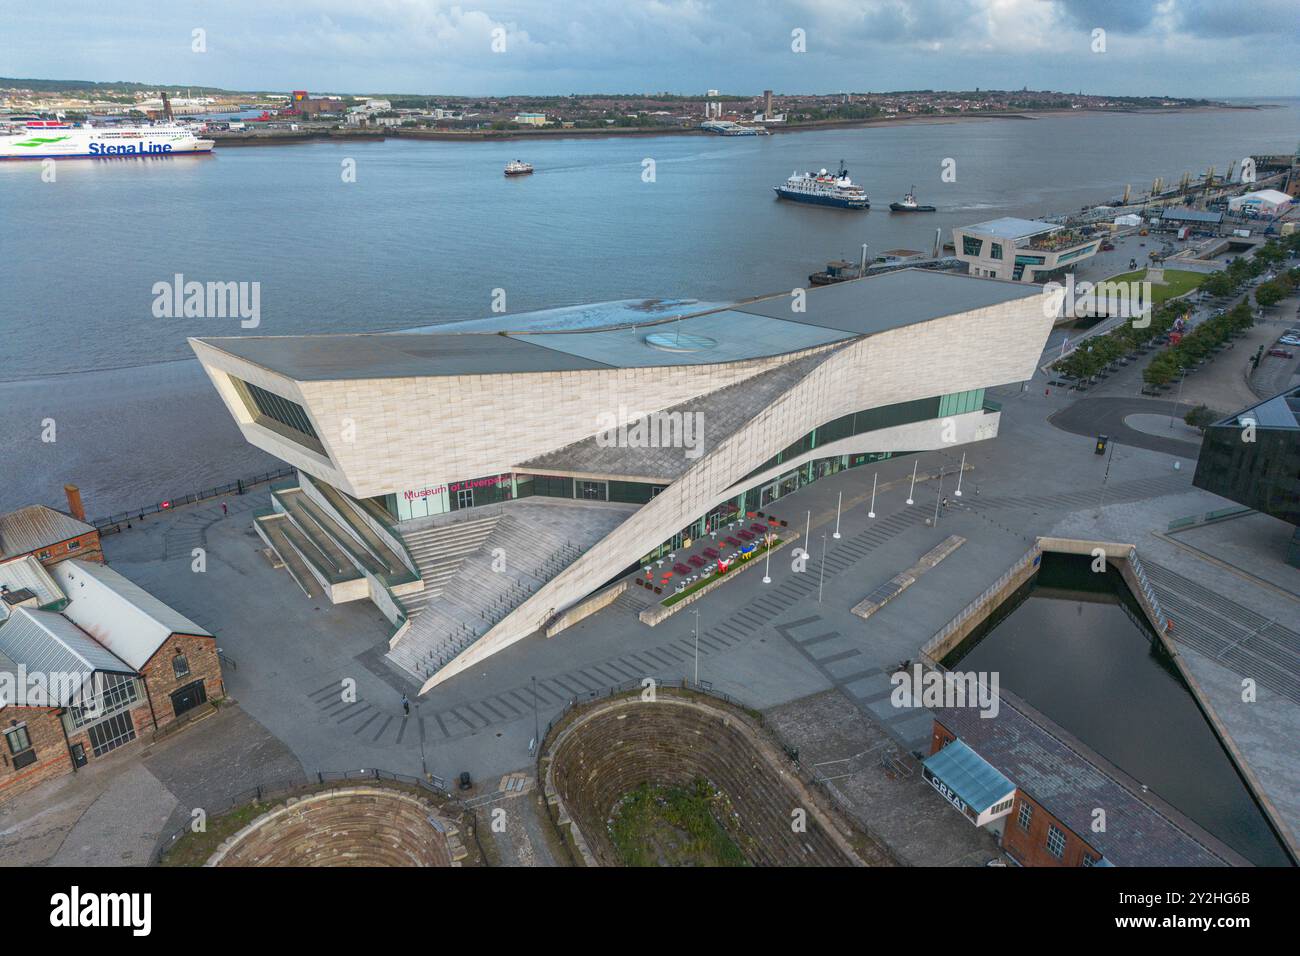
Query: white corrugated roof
1231,189,1293,204
0,555,66,620
51,560,211,671
0,505,95,559
0,607,131,706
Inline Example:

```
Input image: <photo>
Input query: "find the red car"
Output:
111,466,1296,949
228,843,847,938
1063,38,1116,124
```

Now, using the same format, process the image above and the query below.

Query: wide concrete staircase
386,501,631,683
253,476,419,615
398,514,502,618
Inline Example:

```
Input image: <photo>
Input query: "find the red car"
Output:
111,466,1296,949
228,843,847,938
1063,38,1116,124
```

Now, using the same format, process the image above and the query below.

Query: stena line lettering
89,142,174,155
49,886,151,936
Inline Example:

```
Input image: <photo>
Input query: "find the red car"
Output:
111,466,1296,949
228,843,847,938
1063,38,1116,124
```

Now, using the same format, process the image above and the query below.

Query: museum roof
192,270,1039,382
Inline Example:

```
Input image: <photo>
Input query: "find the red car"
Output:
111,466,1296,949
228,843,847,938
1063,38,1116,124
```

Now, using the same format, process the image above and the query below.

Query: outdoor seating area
633,511,788,597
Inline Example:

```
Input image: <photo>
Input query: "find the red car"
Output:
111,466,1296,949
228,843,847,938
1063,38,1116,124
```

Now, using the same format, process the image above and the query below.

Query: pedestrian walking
400,693,410,716
221,501,228,516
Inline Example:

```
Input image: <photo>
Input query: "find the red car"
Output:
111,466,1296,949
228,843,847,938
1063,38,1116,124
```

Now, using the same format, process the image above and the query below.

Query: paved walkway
0,705,303,866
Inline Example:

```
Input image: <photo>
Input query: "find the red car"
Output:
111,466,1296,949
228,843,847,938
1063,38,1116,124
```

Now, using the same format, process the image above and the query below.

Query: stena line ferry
0,120,215,160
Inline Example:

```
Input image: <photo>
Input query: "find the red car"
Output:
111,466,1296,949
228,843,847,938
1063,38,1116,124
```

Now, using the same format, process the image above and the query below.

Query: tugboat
504,159,533,176
809,259,863,285
773,161,869,209
888,186,936,212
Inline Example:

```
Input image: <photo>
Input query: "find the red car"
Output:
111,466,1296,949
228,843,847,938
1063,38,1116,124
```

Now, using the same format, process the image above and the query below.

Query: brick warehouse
0,492,102,567
0,558,223,804
926,689,1249,867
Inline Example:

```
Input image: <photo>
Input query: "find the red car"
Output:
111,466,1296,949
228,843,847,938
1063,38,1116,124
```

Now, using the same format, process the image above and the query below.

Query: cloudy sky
4,0,1296,97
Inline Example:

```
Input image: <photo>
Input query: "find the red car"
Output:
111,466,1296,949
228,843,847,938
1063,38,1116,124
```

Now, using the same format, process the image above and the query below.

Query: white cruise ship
0,121,215,160
773,161,869,209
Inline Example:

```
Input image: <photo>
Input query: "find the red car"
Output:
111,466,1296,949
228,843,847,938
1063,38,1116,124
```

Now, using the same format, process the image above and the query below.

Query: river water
1,100,1297,513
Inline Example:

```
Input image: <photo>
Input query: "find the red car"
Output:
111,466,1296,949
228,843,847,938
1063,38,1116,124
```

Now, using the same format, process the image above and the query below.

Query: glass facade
395,473,516,520
962,235,984,256
1193,419,1299,530
231,377,326,456
66,674,140,731
384,389,990,565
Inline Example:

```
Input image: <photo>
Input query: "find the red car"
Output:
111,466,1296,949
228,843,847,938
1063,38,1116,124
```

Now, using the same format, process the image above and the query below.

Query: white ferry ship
773,161,869,209
0,121,215,160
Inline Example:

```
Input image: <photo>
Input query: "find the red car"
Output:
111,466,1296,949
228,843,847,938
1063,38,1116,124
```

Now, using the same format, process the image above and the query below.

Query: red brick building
0,501,102,567
0,559,223,805
926,690,1249,867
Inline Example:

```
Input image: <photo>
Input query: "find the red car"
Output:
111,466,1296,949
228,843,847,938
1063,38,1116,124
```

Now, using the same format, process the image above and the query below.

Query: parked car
1267,348,1294,359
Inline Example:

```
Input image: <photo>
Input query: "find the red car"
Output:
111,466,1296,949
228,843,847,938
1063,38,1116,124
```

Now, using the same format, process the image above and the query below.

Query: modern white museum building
191,270,1057,692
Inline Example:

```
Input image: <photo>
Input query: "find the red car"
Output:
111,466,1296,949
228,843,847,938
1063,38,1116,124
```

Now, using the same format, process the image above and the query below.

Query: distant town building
291,90,345,116
1227,189,1294,218
512,112,548,126
953,217,1100,282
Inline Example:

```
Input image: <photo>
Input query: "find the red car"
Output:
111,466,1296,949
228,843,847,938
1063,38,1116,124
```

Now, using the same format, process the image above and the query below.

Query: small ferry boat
888,186,936,212
773,161,869,209
504,160,534,176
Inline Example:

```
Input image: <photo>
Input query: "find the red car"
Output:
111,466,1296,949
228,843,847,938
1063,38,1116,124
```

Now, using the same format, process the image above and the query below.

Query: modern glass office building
1193,386,1300,566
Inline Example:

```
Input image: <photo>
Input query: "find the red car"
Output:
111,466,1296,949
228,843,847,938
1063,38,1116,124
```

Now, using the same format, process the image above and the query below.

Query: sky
3,0,1297,98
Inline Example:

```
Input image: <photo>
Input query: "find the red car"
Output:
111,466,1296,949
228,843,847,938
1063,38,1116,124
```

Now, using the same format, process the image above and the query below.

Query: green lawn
609,779,749,867
1102,268,1206,306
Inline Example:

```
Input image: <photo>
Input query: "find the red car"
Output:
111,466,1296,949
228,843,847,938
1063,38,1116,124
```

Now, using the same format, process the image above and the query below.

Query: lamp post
868,472,877,519
1168,367,1187,429
417,702,428,778
1096,439,1116,517
954,452,966,497
762,531,772,584
833,491,842,539
932,469,944,526
906,461,917,505
531,676,539,756
691,609,700,685
818,533,827,602
804,509,810,544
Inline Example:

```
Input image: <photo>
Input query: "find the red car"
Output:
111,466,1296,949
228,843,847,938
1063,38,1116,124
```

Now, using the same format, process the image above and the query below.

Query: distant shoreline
209,103,1259,147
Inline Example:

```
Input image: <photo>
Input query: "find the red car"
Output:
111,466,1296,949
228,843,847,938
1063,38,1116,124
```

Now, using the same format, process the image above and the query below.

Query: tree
1184,405,1217,430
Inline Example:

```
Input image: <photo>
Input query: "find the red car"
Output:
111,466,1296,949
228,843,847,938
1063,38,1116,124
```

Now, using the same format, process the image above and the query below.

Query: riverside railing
91,466,296,532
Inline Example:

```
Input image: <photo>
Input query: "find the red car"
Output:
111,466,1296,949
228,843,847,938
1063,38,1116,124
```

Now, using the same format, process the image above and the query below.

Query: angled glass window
231,377,326,456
